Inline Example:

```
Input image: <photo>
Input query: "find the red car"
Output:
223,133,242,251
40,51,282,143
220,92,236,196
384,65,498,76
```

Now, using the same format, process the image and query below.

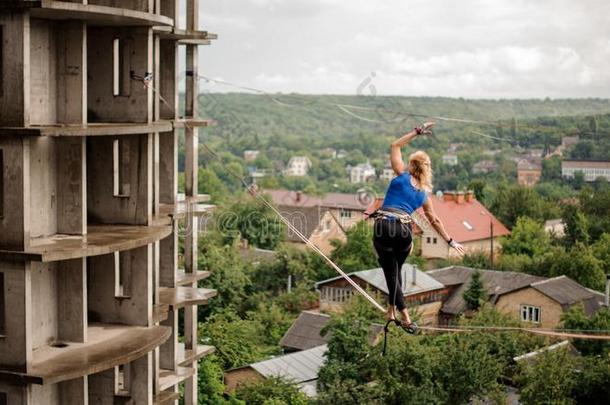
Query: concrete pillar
58,259,87,343
59,377,89,405
0,12,30,127
0,261,32,373
56,21,87,125
0,138,30,250
57,138,87,235
159,130,178,204
159,221,178,287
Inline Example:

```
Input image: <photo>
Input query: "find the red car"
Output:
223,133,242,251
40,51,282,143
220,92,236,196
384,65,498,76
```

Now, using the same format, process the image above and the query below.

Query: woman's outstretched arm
422,198,466,256
390,122,435,175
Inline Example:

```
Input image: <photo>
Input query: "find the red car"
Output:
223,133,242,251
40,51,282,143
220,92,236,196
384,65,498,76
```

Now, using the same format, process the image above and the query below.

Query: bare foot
386,307,396,321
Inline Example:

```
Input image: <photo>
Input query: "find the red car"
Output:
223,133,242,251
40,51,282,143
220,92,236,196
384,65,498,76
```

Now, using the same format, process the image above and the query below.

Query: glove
448,238,465,255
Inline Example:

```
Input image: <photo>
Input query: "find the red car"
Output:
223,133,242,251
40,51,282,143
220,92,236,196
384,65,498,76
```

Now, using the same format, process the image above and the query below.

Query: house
284,156,312,177
517,159,542,187
428,267,607,328
337,149,348,159
472,160,498,174
279,311,384,352
265,189,373,229
380,164,395,181
415,191,510,259
562,160,610,182
315,264,448,325
224,345,327,397
247,166,268,184
350,161,376,183
320,147,337,159
562,135,580,148
244,150,260,162
448,143,464,153
544,219,566,237
442,154,459,166
280,206,346,255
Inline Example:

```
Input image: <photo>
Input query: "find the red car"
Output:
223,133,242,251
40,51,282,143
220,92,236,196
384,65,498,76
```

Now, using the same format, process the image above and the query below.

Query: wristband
415,127,423,135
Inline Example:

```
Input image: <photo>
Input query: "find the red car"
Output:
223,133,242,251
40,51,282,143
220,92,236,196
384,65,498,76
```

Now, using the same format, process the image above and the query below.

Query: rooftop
265,189,371,211
316,264,444,296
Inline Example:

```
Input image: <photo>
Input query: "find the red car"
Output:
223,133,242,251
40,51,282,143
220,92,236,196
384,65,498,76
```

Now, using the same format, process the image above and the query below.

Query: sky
190,0,610,99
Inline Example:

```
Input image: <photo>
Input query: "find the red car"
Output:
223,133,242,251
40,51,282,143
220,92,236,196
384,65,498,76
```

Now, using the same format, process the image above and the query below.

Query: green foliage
199,309,268,370
592,233,610,275
198,235,252,316
543,243,605,291
502,216,551,257
489,184,547,228
198,355,244,405
562,206,590,245
216,193,285,250
246,301,295,347
461,251,491,270
198,167,229,202
330,221,378,272
517,347,577,405
571,356,610,405
579,185,610,241
234,377,309,405
561,305,610,356
463,270,486,310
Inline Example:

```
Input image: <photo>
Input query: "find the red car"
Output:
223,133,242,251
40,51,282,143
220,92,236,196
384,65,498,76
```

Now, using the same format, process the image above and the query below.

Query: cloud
198,0,610,98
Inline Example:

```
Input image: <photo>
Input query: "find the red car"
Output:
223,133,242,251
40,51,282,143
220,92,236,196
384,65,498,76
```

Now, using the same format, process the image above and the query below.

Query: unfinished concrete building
0,1,217,403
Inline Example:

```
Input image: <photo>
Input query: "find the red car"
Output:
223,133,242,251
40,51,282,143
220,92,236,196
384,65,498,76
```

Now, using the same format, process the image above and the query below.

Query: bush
235,377,309,405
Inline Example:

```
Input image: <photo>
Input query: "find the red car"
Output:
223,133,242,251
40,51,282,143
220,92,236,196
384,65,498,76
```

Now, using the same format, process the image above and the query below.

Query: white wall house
562,160,610,182
380,166,395,181
350,162,376,183
284,156,313,177
442,154,458,166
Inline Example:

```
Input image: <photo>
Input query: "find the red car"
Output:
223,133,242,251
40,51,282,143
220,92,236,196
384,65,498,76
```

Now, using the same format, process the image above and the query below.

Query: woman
373,122,465,333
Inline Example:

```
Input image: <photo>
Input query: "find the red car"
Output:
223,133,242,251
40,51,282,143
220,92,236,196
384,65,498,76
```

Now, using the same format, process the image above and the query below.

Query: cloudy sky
192,0,610,98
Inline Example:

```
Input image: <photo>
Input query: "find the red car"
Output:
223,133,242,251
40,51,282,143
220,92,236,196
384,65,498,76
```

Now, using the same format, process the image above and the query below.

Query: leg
394,248,412,323
375,242,399,318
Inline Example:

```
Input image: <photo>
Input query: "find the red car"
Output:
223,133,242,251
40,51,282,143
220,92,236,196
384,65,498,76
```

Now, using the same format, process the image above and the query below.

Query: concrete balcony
0,323,171,385
0,1,173,27
0,224,172,262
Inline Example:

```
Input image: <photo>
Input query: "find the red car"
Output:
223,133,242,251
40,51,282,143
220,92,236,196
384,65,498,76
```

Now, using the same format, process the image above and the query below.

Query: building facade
517,159,542,187
562,160,610,182
0,2,216,404
284,156,312,177
349,162,376,183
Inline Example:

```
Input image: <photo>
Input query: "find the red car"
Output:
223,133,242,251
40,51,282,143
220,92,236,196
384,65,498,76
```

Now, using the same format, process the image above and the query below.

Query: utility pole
490,219,494,269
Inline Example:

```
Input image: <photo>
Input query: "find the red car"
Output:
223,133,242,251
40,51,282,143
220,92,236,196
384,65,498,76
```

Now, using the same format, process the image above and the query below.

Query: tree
518,347,577,405
562,206,590,245
502,216,551,257
330,221,379,272
489,184,546,228
544,243,605,291
463,270,486,311
235,377,309,405
561,305,610,356
199,309,268,370
215,193,285,249
198,236,252,317
198,355,244,405
541,156,562,182
592,233,610,275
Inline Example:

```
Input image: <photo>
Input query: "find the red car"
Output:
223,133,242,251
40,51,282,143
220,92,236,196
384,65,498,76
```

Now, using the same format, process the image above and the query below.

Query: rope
139,74,610,342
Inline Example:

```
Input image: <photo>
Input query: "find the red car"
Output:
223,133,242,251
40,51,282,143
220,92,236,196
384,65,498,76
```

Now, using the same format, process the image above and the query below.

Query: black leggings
373,218,413,311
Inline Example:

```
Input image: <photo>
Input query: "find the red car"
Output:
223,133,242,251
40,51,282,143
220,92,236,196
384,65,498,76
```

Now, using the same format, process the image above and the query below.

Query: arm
422,198,466,256
390,122,435,175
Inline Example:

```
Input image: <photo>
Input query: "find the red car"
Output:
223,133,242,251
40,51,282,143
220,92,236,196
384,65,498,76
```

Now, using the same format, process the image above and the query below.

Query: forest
181,94,610,404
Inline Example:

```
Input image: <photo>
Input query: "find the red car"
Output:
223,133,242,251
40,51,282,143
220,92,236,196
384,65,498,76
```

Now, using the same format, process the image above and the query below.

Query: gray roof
315,264,445,296
531,276,606,315
428,267,545,315
279,311,384,351
279,206,336,242
250,344,328,384
280,311,331,351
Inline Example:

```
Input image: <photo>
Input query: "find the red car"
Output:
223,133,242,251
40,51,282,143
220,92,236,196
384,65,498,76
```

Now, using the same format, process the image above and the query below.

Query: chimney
443,191,456,202
295,191,302,203
606,274,610,307
456,191,465,204
606,274,610,308
465,190,475,203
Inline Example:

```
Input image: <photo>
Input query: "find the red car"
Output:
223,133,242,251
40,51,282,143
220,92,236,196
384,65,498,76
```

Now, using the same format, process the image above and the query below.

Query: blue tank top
382,172,428,214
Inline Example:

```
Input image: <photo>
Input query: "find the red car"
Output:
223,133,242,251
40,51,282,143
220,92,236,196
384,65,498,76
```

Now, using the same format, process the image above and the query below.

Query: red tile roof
415,194,510,243
365,194,509,243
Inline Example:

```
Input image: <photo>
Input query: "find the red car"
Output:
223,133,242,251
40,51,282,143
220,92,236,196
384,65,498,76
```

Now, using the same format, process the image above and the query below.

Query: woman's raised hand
422,122,435,134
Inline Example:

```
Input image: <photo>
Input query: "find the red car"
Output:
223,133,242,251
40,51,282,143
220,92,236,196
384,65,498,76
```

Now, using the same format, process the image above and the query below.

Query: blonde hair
408,151,433,192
